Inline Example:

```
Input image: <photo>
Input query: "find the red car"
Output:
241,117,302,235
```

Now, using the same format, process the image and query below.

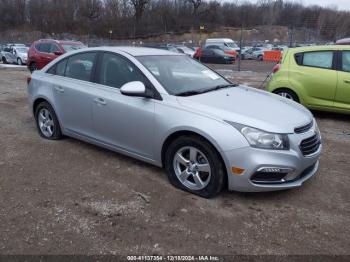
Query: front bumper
222,125,322,192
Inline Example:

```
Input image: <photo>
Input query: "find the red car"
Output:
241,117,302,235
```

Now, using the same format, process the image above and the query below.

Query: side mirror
120,81,153,98
54,51,63,56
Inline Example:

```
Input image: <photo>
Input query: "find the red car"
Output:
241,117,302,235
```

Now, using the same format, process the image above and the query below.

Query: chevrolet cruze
27,47,322,198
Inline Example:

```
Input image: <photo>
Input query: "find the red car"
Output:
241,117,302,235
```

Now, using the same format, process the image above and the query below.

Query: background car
144,44,181,54
0,46,17,64
194,48,235,64
27,39,85,72
170,44,195,57
267,45,350,114
13,46,29,65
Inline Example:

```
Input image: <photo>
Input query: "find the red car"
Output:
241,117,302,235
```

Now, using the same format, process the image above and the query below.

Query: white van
205,38,240,52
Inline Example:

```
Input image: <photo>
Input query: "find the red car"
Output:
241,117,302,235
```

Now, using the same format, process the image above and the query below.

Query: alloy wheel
38,108,54,138
279,92,294,100
173,146,211,191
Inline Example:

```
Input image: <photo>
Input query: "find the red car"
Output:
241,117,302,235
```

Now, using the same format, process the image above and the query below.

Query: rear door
292,50,337,108
335,50,350,111
48,51,98,137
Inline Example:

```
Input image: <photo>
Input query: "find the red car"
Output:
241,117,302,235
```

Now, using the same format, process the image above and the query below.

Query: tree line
0,0,349,41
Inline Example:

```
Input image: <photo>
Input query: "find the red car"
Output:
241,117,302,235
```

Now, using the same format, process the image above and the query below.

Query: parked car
267,45,350,114
144,44,181,54
205,38,240,52
241,47,268,61
195,48,235,64
336,38,350,45
170,45,195,57
27,39,85,72
205,45,237,60
13,46,29,65
0,46,17,64
27,47,321,198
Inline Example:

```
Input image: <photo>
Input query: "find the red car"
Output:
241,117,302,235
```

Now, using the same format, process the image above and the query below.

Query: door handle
344,79,350,84
54,86,64,93
94,98,107,106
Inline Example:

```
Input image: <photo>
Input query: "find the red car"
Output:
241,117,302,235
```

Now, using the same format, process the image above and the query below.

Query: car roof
86,46,184,57
289,45,350,53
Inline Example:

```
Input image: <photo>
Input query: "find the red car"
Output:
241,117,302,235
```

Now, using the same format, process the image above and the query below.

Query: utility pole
238,23,243,72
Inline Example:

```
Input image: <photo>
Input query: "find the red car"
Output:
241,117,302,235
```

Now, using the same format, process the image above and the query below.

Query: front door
91,52,155,159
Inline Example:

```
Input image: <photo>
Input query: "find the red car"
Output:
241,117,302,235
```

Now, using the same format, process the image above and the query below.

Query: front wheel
164,136,225,198
2,57,8,64
17,58,23,65
29,62,37,73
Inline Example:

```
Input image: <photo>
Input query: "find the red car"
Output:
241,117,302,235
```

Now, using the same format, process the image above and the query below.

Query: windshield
225,42,238,48
137,55,231,96
62,44,85,52
16,48,28,53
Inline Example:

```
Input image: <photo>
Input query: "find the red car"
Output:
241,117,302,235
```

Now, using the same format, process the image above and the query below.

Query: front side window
65,52,96,82
50,44,60,53
302,51,333,69
137,55,230,95
97,53,145,89
36,43,50,53
342,51,350,73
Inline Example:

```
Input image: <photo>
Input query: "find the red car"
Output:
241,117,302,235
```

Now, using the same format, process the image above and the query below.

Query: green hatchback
267,45,350,114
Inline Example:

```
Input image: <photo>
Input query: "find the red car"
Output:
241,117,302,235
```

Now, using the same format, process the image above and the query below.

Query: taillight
272,64,281,74
27,76,32,85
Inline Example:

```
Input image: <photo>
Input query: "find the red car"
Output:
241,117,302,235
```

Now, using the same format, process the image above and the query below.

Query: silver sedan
27,47,322,198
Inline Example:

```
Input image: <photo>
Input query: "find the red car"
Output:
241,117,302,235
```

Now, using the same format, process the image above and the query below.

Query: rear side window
97,53,145,89
65,52,97,82
342,51,350,72
36,43,50,53
302,51,333,69
47,58,68,76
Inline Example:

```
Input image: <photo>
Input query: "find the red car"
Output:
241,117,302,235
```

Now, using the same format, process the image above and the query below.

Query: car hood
176,85,313,134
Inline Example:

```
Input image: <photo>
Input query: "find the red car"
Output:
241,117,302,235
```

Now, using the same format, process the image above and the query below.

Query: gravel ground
0,61,349,256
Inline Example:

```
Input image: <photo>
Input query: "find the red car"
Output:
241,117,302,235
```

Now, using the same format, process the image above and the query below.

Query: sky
219,0,350,11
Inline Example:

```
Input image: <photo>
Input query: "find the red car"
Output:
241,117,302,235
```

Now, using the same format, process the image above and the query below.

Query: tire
258,55,263,61
241,54,245,60
164,135,225,198
29,62,37,73
274,88,299,103
2,57,8,64
17,58,23,65
34,102,62,140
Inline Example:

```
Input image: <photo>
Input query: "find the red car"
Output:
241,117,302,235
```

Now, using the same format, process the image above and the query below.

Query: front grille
295,121,313,134
300,134,321,156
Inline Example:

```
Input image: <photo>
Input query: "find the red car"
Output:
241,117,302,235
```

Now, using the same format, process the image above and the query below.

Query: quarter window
302,51,333,69
342,51,350,72
97,53,145,89
65,52,96,82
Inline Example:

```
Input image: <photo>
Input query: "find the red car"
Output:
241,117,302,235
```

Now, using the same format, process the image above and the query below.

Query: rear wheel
2,57,8,64
257,55,263,61
274,89,299,102
35,102,62,140
164,135,225,198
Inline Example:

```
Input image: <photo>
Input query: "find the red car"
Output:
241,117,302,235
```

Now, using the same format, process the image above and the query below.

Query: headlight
227,122,289,150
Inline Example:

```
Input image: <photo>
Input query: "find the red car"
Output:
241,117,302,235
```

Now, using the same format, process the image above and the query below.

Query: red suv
27,39,85,72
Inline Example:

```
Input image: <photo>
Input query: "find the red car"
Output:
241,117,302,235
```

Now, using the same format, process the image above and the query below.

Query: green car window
303,51,333,69
342,51,350,72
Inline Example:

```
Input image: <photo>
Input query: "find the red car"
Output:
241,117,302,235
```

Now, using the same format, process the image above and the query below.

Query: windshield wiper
176,90,206,96
176,83,238,97
197,83,238,94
